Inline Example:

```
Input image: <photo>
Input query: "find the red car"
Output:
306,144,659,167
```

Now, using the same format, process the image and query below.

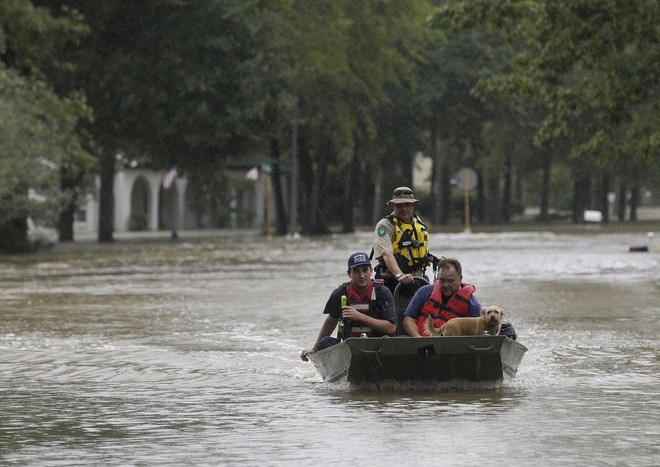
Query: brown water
1,231,658,466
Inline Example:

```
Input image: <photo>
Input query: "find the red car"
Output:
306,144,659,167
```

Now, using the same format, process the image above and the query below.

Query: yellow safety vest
389,214,429,271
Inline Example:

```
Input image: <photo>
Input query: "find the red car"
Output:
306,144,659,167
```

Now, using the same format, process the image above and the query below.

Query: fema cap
388,186,419,205
348,251,371,270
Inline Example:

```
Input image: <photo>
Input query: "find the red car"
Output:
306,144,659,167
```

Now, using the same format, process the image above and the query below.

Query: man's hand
341,306,362,322
300,348,316,361
398,273,415,285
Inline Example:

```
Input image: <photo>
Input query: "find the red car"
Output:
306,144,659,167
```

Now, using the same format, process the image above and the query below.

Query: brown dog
425,305,505,336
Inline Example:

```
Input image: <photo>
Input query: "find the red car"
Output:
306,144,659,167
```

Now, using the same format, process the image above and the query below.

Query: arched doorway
129,176,151,231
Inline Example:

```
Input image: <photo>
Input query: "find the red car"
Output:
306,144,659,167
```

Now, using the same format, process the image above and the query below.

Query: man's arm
401,284,433,337
468,295,481,317
402,316,421,337
301,315,339,361
374,220,408,279
322,287,344,319
376,233,415,285
343,309,396,336
403,285,432,319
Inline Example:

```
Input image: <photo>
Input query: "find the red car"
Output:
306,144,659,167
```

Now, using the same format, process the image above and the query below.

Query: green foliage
0,66,92,226
0,0,88,74
0,0,93,252
55,0,262,168
2,0,657,244
435,0,659,165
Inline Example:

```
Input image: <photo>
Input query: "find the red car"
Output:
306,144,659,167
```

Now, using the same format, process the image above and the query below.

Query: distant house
75,164,272,234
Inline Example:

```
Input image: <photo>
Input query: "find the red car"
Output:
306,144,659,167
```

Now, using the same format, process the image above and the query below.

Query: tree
219,0,435,234
417,28,512,224
0,0,92,252
294,0,434,233
435,0,659,222
52,0,266,240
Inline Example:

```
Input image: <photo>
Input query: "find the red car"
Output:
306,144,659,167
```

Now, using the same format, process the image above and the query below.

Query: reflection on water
1,231,659,466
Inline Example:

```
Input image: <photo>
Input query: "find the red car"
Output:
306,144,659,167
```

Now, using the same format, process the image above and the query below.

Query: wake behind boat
308,334,528,385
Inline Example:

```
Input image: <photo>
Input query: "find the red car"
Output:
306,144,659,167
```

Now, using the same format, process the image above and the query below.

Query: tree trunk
617,184,626,221
485,174,501,224
58,167,83,242
305,143,330,235
439,144,453,225
629,185,640,221
297,134,313,232
98,154,115,242
538,149,552,223
440,162,451,225
401,150,414,187
289,120,299,235
515,173,525,218
502,153,512,223
475,168,485,223
341,134,359,233
572,175,590,224
357,157,373,225
270,138,288,236
429,111,440,225
371,165,384,225
58,201,76,242
598,172,610,223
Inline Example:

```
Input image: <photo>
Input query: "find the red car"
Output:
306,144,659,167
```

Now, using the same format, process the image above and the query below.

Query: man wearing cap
300,252,396,361
373,186,432,293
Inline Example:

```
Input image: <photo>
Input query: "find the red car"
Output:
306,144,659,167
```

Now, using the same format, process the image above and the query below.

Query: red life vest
345,280,378,338
416,282,476,336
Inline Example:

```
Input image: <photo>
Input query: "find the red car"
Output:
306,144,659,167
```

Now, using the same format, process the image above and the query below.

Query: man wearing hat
372,186,432,293
300,252,396,361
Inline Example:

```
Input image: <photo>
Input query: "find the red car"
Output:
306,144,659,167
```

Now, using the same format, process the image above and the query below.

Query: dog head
480,305,505,327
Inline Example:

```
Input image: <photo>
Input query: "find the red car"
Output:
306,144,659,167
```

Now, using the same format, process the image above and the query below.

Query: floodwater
1,230,658,466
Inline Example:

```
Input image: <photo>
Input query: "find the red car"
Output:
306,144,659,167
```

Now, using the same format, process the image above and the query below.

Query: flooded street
1,230,658,466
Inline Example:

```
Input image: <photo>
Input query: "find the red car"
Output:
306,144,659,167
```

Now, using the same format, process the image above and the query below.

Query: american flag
245,166,259,181
162,167,177,189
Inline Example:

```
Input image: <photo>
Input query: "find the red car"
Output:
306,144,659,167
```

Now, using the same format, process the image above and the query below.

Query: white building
76,166,268,234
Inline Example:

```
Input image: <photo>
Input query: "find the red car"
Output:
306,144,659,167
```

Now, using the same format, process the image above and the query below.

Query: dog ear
480,308,486,316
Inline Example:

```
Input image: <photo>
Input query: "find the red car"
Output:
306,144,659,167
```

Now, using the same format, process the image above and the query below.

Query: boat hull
308,335,527,384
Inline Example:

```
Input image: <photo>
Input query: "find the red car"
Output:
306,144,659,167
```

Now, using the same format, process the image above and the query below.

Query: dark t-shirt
323,282,396,329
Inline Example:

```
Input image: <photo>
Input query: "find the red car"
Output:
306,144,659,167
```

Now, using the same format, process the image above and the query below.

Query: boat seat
393,276,429,335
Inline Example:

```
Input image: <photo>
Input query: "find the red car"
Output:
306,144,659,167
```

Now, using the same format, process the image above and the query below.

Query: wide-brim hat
387,186,419,205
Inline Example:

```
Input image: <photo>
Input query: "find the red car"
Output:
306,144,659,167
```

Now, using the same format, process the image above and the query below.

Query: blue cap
348,252,371,270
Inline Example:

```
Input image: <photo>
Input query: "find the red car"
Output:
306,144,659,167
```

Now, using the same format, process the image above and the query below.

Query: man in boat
372,186,435,293
300,252,397,361
402,257,482,337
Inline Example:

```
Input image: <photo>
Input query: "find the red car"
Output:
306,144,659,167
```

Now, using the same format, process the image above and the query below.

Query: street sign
453,168,478,191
